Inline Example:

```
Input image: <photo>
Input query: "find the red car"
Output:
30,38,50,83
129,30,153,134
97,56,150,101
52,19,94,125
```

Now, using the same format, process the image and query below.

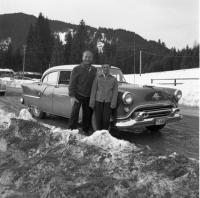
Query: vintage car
21,65,183,133
0,68,15,96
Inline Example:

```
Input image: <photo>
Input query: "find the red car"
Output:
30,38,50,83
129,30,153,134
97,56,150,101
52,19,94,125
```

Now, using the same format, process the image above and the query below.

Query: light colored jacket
89,74,118,109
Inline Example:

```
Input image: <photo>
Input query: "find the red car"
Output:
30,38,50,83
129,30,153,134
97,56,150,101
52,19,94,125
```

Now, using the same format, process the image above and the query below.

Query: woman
89,64,118,130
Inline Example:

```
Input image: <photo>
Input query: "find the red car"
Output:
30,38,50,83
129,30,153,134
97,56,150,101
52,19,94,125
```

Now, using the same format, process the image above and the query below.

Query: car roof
0,68,14,72
43,64,120,76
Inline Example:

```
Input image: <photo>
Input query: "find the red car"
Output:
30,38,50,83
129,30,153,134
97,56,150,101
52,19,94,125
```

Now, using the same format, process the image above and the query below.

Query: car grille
132,104,174,119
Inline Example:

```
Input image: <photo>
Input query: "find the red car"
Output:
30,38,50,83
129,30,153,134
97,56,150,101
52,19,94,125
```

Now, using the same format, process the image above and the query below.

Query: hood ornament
152,92,161,100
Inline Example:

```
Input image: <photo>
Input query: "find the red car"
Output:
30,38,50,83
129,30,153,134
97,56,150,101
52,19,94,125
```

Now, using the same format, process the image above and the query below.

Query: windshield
97,68,126,83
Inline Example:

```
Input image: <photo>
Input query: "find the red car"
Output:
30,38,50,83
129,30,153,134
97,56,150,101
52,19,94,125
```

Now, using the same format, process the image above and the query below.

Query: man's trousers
68,94,92,132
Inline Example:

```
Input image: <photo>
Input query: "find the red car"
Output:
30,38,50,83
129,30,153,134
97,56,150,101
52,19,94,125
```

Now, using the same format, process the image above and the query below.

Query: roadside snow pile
81,130,138,153
0,78,39,88
124,68,200,107
0,109,198,197
9,79,35,88
0,109,15,130
18,108,34,120
0,108,33,130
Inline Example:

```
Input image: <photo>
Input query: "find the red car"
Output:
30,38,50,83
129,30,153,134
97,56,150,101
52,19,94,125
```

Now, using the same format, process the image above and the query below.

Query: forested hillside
0,13,199,73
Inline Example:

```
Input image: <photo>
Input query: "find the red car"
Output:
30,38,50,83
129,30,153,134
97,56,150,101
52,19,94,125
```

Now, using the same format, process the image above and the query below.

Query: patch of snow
55,32,67,44
81,130,139,153
50,127,83,144
54,29,75,44
0,78,38,88
0,109,33,130
0,109,15,130
0,138,7,152
18,108,34,121
0,37,11,51
124,68,200,107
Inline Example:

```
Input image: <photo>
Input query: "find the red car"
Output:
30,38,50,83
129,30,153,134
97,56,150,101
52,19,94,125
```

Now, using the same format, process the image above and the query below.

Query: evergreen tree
50,35,64,66
70,20,90,63
64,32,73,64
4,43,13,68
26,24,39,71
35,13,54,72
26,13,53,72
13,48,22,71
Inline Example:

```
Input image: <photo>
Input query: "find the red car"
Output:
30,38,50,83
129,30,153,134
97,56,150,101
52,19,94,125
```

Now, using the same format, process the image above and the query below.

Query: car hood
118,82,173,104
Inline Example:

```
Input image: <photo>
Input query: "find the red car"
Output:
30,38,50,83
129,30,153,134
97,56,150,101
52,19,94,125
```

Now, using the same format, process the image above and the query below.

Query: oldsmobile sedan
21,65,183,133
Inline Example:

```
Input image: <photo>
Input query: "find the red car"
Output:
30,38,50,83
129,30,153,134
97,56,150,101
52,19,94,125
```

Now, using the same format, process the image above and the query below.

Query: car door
52,70,72,117
38,71,59,113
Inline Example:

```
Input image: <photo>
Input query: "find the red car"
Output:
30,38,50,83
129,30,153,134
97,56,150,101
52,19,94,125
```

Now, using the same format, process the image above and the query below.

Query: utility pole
22,45,26,79
139,50,142,76
133,32,136,84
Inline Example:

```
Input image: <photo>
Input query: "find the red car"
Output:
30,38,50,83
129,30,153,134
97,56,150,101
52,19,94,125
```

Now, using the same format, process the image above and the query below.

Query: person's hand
70,97,79,105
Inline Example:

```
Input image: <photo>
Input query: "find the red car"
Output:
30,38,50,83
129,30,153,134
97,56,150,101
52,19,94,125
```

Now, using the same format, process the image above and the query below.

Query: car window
42,72,58,85
58,71,71,85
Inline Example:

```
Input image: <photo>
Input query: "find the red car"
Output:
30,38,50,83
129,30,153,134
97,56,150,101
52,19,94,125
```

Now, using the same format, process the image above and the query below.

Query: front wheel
30,105,46,119
146,124,166,132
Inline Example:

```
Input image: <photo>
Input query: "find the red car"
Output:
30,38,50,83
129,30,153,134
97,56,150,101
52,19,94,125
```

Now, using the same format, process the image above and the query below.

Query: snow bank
18,108,34,120
0,109,15,130
81,130,138,153
0,109,198,197
0,78,39,88
125,68,200,107
0,108,34,130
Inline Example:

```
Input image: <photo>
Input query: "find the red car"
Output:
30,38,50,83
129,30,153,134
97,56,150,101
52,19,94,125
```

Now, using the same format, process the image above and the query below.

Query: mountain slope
0,12,169,55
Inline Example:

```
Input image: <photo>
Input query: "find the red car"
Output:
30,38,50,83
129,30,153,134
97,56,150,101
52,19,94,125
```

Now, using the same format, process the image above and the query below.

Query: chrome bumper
115,113,183,130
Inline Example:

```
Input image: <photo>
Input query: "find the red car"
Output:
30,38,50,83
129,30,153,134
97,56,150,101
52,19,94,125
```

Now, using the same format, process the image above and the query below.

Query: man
89,64,118,130
68,51,97,134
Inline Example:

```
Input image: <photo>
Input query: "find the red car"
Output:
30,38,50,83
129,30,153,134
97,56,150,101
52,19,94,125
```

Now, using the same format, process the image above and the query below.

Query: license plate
155,118,166,125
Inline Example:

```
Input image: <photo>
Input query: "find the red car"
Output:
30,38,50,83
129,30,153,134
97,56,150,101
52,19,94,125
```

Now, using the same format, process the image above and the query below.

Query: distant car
15,72,42,80
0,68,15,96
21,65,183,133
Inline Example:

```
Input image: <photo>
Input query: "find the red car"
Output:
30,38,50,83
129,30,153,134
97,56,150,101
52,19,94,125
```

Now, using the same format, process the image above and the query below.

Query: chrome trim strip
145,109,171,114
116,113,182,128
23,94,40,99
117,102,174,120
56,94,68,96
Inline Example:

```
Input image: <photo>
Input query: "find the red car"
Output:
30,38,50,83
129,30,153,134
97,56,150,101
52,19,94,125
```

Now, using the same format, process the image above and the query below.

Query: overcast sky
1,0,199,49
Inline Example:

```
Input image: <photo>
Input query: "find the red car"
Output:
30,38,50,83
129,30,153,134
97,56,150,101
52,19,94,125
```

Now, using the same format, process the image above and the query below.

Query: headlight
122,92,133,104
174,90,182,101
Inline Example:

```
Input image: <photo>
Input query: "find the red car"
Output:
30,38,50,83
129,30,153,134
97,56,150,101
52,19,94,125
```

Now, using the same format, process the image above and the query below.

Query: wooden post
139,50,142,76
